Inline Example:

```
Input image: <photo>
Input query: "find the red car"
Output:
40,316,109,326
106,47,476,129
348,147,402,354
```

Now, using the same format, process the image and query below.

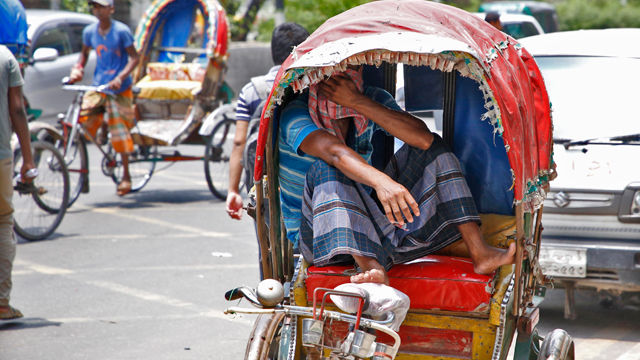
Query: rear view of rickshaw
225,2,574,359
57,0,237,203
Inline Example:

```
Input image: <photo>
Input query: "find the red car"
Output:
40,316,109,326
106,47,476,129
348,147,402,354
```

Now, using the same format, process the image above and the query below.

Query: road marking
154,172,208,186
574,325,638,360
617,342,640,360
47,312,253,325
86,280,194,307
14,259,74,274
89,207,230,238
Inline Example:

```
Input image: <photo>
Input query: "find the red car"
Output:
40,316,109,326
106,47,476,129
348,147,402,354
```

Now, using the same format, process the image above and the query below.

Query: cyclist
68,0,140,196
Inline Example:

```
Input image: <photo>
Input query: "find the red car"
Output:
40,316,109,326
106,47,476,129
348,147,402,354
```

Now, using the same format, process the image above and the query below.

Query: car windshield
535,56,640,141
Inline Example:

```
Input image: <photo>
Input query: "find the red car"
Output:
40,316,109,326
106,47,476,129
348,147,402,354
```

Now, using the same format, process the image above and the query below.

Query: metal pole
275,0,285,26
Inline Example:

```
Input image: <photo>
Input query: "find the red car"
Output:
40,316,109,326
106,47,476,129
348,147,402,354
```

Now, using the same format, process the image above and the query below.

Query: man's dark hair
485,12,501,23
271,22,310,65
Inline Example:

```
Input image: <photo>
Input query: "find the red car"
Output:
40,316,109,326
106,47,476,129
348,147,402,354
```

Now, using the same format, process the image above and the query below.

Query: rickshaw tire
13,141,70,241
204,118,238,200
245,312,287,360
107,144,157,193
57,133,88,208
537,329,575,360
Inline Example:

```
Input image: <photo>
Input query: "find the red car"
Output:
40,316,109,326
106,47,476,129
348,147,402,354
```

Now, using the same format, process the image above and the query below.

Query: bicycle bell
256,279,284,307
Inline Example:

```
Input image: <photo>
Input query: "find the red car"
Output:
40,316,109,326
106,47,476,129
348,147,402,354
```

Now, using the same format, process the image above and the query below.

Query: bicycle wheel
13,141,70,241
107,144,157,192
55,127,88,208
204,118,238,200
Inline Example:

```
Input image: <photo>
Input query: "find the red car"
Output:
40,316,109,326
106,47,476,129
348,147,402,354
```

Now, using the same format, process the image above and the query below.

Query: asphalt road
2,144,639,360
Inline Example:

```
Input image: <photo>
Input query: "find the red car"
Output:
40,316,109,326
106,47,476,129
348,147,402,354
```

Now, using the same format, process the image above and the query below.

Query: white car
473,12,544,39
24,10,97,122
520,29,640,311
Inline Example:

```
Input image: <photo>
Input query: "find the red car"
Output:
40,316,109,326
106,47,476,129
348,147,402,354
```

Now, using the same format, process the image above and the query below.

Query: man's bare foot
117,179,131,196
350,269,389,285
471,242,516,275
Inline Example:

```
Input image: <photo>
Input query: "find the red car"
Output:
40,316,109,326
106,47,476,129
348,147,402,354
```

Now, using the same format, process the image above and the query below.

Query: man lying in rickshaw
279,66,516,286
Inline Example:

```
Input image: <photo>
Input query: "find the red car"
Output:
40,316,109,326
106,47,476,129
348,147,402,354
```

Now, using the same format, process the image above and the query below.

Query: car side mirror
31,47,59,63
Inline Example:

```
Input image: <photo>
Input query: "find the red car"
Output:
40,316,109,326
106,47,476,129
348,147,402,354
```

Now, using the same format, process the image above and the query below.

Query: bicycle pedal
14,182,38,195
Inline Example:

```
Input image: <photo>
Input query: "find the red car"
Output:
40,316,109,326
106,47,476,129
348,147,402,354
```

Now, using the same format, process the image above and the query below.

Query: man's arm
319,75,434,150
226,120,249,219
69,44,91,83
299,130,420,226
107,45,139,90
8,86,35,182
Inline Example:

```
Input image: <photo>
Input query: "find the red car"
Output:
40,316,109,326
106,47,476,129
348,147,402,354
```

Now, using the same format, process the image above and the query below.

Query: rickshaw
224,1,574,360
57,0,238,205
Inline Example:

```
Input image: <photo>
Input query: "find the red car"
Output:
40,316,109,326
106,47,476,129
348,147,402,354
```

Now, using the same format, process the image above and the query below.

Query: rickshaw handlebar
61,77,115,96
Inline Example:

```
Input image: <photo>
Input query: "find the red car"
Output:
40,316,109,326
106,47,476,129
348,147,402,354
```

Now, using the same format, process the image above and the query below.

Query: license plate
539,247,587,278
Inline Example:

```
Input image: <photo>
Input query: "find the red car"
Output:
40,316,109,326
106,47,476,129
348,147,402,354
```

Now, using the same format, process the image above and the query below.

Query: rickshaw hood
256,0,553,212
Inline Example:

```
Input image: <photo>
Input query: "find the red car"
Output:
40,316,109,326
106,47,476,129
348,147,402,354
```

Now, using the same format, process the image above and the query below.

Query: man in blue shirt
279,68,516,285
69,0,139,196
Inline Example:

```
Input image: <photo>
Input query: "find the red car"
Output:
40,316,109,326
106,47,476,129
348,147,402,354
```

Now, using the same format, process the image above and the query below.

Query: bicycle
13,140,70,241
57,79,157,206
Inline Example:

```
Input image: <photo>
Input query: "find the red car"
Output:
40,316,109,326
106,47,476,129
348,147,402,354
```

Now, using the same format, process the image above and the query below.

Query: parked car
473,12,544,39
24,10,97,122
479,1,559,33
520,29,640,317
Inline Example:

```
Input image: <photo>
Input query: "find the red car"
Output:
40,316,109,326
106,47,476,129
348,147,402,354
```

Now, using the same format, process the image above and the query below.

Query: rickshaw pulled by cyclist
224,1,574,360
57,0,235,206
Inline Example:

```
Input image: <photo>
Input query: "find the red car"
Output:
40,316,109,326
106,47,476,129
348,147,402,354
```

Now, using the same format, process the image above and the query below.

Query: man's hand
20,162,36,184
226,192,244,220
69,64,84,84
374,176,420,227
107,77,122,91
318,74,366,109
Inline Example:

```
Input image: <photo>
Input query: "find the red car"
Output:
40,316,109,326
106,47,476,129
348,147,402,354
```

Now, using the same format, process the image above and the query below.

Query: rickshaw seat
304,214,516,315
135,76,202,101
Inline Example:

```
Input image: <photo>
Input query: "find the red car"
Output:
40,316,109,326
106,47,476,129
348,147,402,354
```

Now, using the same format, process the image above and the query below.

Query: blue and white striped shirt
236,65,280,122
278,87,402,247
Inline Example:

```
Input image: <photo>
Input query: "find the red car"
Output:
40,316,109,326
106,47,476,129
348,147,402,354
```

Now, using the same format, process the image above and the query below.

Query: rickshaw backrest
155,0,208,63
360,64,515,216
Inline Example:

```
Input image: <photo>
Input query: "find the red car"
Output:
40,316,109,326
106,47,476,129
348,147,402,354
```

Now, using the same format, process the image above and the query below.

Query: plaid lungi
299,135,481,270
80,88,135,154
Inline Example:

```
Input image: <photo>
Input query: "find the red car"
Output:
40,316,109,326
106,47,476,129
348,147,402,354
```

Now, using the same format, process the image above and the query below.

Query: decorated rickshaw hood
255,0,553,212
133,0,229,61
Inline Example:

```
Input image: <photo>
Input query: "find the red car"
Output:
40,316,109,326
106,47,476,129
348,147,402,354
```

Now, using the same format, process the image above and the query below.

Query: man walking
0,45,35,320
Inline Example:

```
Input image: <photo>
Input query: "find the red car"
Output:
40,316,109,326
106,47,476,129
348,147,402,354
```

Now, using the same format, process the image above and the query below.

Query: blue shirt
278,87,402,247
236,65,280,122
83,20,134,94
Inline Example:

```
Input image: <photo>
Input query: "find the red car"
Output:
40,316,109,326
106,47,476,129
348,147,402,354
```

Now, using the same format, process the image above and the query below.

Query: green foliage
60,0,90,13
219,0,245,40
253,0,368,42
556,0,640,30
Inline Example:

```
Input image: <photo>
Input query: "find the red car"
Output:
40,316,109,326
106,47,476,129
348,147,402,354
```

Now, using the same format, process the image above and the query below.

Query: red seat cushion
305,255,495,313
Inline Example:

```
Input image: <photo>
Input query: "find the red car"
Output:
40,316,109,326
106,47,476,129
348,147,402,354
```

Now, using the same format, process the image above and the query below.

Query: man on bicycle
68,0,139,196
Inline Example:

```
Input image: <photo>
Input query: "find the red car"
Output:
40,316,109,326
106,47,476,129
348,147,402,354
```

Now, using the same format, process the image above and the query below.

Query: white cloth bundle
329,283,410,331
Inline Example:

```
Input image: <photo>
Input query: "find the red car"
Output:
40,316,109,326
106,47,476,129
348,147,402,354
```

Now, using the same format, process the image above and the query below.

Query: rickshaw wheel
107,144,157,192
245,312,290,360
537,329,575,360
204,118,242,200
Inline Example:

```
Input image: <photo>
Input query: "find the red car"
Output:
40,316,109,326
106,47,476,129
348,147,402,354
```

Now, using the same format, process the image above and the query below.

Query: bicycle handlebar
61,76,116,96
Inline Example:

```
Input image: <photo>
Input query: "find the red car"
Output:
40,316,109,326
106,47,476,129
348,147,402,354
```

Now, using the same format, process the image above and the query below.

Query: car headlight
632,191,640,215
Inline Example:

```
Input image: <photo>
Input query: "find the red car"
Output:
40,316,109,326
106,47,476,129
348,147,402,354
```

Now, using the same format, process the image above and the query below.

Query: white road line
617,342,640,360
11,263,258,276
90,207,230,238
47,312,253,325
86,280,194,307
14,259,74,274
154,172,208,186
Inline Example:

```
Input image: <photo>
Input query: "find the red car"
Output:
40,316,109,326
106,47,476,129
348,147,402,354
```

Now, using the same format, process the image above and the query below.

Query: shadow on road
0,318,63,331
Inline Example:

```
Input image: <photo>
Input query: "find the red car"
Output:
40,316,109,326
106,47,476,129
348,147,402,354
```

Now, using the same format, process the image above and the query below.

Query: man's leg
0,158,22,318
386,137,514,274
105,90,135,196
299,160,396,285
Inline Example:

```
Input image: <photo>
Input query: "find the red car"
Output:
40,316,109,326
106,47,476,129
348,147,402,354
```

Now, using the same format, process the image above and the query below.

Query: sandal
0,306,24,320
117,179,131,196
